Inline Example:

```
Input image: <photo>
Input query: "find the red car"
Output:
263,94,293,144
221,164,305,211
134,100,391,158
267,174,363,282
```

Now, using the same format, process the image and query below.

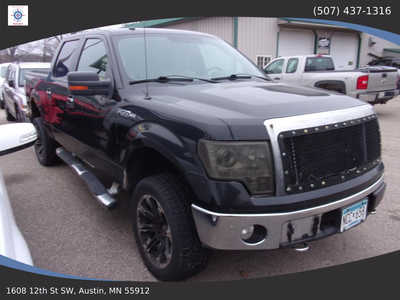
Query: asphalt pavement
0,98,399,281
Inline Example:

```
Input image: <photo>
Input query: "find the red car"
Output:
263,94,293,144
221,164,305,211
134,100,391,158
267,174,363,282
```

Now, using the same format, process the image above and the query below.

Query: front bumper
192,176,385,250
357,89,399,104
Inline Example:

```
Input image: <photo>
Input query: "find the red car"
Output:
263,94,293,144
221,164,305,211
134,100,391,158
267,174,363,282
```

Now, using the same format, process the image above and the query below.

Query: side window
264,59,284,74
286,58,298,73
77,39,108,79
53,40,80,78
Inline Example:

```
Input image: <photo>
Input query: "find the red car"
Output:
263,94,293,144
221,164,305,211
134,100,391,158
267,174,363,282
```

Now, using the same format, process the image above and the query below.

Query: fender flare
121,122,202,190
314,80,346,94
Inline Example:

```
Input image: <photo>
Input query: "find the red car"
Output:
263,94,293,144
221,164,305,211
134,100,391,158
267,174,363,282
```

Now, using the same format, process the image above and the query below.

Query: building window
256,55,272,68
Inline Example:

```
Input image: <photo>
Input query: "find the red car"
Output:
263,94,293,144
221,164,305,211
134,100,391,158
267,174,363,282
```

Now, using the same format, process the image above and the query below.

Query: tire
6,106,15,121
131,173,209,281
32,117,59,166
0,100,4,109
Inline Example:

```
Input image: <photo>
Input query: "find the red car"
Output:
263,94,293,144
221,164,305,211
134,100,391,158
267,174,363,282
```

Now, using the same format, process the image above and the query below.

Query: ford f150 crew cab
25,28,386,281
264,55,399,104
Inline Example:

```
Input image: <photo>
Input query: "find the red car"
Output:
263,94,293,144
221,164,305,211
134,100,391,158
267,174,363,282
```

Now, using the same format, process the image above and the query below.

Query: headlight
198,140,274,195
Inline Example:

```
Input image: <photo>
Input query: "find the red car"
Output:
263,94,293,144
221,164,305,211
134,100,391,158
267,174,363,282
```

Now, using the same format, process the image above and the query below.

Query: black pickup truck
25,28,386,281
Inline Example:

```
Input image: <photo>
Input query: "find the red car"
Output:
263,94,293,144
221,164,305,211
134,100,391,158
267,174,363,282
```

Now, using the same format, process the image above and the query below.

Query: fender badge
118,109,136,120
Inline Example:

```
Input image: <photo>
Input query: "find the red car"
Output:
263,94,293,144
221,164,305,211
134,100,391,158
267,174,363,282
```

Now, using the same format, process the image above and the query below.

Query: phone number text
313,6,392,16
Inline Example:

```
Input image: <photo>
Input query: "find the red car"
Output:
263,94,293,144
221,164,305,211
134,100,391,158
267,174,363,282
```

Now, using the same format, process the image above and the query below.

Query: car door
264,58,285,81
45,39,82,151
63,36,120,177
282,57,300,84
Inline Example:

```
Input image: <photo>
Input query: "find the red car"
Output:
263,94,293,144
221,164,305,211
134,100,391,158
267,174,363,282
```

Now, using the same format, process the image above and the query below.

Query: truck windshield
19,68,49,86
305,57,335,72
114,33,265,82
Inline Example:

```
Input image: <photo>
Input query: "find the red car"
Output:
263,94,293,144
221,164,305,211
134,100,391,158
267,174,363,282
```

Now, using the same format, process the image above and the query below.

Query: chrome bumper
357,89,399,103
191,176,384,250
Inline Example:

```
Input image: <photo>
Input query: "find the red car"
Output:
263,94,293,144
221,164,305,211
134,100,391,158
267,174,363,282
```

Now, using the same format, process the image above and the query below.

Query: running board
56,147,117,209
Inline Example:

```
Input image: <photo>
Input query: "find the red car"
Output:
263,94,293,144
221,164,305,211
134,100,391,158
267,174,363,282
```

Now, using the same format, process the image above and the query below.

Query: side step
56,147,117,209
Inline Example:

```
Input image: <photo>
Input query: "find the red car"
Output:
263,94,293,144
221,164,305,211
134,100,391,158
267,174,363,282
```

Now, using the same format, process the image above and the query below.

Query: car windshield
114,33,265,82
18,68,49,86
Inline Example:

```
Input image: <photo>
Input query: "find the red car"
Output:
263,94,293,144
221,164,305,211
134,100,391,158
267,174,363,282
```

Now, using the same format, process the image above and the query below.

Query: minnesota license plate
340,199,368,232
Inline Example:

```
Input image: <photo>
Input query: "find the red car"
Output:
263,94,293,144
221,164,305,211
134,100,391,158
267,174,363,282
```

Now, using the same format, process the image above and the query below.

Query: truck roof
64,27,215,41
275,55,333,59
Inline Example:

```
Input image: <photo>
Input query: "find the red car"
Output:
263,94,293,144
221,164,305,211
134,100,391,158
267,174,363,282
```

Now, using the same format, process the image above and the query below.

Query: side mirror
67,71,111,96
0,123,37,156
8,79,15,88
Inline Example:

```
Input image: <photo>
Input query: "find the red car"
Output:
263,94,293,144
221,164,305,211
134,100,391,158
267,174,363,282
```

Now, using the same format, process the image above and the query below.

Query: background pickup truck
26,28,386,281
3,62,50,122
264,55,399,104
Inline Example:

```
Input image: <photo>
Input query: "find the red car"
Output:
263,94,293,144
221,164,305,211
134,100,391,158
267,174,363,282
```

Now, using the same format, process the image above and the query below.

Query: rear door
281,57,300,84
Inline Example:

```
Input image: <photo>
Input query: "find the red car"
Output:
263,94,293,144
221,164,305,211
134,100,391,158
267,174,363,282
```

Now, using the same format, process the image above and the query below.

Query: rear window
305,57,335,72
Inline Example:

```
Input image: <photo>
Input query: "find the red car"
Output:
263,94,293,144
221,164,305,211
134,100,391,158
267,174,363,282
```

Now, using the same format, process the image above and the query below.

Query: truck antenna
143,24,151,100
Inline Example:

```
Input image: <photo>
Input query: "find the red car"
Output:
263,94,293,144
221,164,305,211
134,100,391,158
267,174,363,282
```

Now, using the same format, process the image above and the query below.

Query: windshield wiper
129,75,217,85
211,74,271,81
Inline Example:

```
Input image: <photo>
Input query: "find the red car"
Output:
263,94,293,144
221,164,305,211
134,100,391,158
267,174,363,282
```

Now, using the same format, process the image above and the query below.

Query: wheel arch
314,80,347,94
122,123,205,205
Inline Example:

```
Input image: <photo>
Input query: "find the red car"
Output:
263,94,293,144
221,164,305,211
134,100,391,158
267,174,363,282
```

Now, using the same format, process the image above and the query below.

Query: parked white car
264,55,399,104
0,63,11,109
0,122,37,265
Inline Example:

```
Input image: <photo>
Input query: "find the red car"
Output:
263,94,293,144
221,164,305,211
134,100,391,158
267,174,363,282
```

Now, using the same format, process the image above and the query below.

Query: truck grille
279,115,381,194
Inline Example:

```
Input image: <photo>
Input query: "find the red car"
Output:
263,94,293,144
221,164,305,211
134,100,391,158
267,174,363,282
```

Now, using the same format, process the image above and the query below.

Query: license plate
340,199,368,232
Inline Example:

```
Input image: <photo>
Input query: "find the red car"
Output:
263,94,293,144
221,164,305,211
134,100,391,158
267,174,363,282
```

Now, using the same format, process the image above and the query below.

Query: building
126,17,400,70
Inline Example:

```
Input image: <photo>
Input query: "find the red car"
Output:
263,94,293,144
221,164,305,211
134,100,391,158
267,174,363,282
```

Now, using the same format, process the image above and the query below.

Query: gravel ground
0,97,399,282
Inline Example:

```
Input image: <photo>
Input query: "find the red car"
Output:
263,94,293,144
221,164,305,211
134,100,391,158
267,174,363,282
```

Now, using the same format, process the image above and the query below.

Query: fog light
240,225,254,240
241,224,267,245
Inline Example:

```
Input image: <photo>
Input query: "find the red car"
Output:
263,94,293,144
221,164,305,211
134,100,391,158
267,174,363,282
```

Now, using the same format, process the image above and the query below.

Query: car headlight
198,140,274,195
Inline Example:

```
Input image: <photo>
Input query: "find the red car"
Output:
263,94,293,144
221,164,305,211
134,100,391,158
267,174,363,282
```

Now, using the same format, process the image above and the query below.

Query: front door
264,58,285,81
67,37,119,173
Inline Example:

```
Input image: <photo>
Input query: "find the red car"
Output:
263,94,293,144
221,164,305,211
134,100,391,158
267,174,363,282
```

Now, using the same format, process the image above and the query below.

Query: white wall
162,17,234,44
237,17,279,63
359,33,400,66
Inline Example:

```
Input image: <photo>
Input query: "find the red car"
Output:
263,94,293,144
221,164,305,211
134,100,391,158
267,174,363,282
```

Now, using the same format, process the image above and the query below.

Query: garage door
278,29,315,57
330,32,358,70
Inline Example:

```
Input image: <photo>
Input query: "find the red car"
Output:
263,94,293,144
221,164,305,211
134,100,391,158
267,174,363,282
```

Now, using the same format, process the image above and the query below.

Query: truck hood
127,80,368,140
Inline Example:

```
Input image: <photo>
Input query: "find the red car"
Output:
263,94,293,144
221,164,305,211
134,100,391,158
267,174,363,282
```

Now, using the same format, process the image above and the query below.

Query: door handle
46,89,52,95
67,96,74,103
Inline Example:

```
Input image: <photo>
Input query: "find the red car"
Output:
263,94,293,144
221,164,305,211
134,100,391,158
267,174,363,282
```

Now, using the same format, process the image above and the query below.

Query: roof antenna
143,23,151,100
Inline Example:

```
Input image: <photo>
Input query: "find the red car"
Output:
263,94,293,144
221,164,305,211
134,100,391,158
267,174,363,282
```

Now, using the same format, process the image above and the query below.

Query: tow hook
293,243,310,252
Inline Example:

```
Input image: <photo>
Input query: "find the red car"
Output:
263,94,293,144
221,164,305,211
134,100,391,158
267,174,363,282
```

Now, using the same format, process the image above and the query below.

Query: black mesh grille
280,116,381,194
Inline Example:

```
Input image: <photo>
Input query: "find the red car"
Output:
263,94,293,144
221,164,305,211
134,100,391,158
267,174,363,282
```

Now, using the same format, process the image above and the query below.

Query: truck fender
122,122,204,192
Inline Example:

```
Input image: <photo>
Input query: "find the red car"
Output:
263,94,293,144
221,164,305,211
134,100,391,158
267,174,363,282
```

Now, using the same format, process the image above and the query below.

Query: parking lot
1,98,399,282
